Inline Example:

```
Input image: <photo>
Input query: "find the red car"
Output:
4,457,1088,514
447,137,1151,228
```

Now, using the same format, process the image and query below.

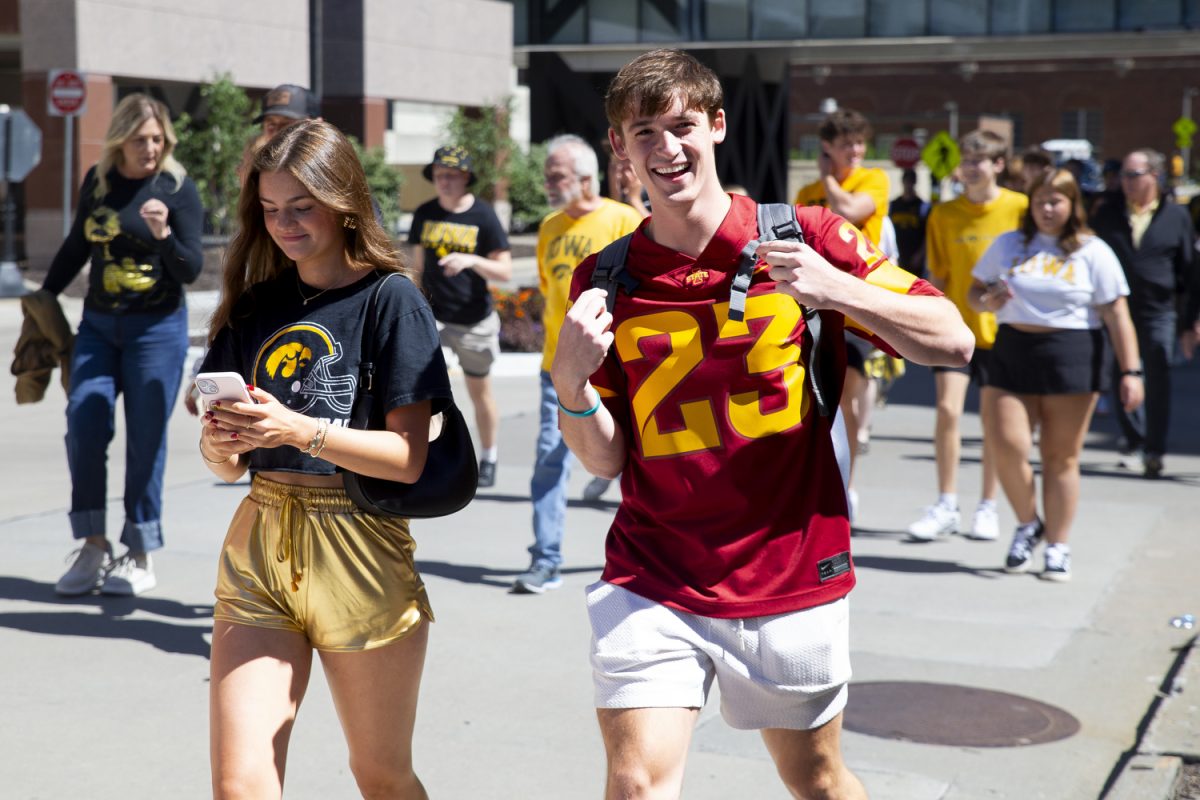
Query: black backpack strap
591,234,638,315
747,203,831,418
359,271,395,393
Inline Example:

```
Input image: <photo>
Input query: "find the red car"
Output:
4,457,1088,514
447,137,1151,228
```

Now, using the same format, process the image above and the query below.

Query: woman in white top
969,169,1143,582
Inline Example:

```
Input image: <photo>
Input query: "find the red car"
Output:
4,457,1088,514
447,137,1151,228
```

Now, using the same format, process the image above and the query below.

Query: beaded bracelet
558,388,602,418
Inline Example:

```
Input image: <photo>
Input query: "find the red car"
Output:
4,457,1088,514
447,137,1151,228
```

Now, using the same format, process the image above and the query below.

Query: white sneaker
582,476,612,502
55,541,113,596
907,503,960,541
967,503,1000,541
101,553,156,596
847,489,859,526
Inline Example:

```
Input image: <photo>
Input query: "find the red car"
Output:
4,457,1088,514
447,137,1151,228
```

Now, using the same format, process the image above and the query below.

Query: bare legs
465,374,498,453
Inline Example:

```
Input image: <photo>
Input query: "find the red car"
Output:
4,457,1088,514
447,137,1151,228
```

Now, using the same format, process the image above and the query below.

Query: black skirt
989,325,1110,395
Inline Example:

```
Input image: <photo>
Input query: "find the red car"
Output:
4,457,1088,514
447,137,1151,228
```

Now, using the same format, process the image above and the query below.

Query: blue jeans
1113,309,1175,457
65,306,189,552
529,371,573,569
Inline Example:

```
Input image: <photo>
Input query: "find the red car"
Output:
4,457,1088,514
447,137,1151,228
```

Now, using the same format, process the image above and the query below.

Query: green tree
445,99,550,231
349,137,404,235
174,74,255,235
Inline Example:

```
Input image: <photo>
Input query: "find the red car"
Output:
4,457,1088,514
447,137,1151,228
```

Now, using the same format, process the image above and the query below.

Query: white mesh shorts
586,581,851,730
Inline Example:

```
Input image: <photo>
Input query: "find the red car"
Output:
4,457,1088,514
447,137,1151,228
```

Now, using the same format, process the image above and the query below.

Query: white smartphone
193,372,253,412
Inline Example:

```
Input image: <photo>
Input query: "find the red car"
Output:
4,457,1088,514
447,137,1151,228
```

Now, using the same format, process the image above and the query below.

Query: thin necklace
296,274,336,306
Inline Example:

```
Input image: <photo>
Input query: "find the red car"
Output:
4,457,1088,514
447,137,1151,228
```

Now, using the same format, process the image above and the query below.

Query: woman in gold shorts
197,120,450,798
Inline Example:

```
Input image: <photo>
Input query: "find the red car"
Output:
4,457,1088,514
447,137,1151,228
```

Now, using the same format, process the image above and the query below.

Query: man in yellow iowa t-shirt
908,129,1028,543
513,134,642,594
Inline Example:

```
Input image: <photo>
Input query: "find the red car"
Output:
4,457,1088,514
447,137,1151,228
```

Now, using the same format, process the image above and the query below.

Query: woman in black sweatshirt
42,92,203,596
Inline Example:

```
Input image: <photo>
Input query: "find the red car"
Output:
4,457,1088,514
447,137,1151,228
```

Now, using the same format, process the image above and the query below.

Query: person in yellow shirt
908,129,1029,542
513,134,642,593
795,108,890,523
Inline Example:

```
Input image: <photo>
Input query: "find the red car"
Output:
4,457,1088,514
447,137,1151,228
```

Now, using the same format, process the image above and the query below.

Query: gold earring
343,216,357,229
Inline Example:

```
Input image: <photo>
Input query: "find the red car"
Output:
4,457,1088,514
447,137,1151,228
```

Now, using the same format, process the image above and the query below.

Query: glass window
642,0,688,41
510,0,529,45
543,0,586,43
1060,109,1103,145
810,0,865,37
752,0,807,38
1120,0,1182,30
592,0,638,42
706,0,750,40
930,0,987,35
991,0,1051,35
1055,0,1115,31
1189,0,1200,27
868,0,926,36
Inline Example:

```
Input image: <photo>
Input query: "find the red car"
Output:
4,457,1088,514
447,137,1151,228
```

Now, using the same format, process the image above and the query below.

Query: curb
1105,634,1199,799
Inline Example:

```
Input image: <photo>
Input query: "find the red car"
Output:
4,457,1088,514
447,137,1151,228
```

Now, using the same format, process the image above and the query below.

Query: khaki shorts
438,310,500,377
213,475,433,652
587,581,851,730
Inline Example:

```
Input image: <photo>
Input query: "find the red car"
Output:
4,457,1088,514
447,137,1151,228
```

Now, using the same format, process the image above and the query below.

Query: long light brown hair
208,120,410,341
1022,168,1092,254
93,93,186,198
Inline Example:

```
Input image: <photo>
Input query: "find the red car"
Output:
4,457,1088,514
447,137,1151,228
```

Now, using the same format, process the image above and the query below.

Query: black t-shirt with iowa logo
407,196,509,325
43,166,204,313
200,269,452,476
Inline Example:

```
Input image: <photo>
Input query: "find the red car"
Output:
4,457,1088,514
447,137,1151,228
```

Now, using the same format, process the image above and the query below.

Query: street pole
946,101,959,140
1183,88,1198,183
62,113,72,239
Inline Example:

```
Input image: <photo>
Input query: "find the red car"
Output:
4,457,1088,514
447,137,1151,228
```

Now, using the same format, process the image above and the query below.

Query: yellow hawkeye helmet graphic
253,323,357,415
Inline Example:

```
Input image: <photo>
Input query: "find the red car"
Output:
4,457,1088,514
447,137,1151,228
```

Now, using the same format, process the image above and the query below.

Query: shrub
491,285,544,352
174,74,255,235
349,136,404,235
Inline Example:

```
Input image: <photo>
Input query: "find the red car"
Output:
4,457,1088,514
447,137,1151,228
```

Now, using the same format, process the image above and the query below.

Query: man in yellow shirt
795,108,890,522
513,134,643,593
795,108,889,246
909,129,1028,542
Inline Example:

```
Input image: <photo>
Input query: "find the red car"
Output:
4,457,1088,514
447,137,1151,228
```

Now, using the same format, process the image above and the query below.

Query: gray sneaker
101,553,156,596
55,541,113,596
512,564,562,594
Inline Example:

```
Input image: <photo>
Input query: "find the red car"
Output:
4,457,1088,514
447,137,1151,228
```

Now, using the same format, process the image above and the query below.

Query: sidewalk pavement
2,287,1198,799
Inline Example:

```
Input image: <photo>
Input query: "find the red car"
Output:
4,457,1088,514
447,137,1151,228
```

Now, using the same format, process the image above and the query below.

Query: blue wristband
558,388,601,418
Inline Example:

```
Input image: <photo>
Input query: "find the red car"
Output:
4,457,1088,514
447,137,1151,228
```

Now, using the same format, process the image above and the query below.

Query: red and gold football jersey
568,194,940,618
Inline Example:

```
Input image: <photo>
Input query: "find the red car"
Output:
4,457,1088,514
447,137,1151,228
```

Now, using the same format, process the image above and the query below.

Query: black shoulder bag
342,273,479,518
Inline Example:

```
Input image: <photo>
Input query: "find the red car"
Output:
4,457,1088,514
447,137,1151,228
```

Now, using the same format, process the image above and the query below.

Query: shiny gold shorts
213,475,433,652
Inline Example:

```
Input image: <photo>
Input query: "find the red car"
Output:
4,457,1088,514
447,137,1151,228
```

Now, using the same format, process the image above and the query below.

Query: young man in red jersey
551,49,974,798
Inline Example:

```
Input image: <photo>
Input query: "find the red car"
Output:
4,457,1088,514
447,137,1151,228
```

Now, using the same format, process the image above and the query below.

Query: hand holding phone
194,372,253,412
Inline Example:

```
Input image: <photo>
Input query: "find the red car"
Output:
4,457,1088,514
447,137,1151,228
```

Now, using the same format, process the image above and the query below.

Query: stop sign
891,137,921,170
47,70,87,117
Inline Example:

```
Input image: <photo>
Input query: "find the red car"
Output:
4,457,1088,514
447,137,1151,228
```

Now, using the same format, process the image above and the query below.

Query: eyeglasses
1120,169,1152,179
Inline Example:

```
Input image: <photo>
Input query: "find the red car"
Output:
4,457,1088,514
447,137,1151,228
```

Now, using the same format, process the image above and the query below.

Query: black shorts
989,325,1110,395
932,347,992,386
845,334,868,375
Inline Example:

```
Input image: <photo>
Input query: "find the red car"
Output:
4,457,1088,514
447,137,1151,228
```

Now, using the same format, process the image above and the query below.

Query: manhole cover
844,681,1080,747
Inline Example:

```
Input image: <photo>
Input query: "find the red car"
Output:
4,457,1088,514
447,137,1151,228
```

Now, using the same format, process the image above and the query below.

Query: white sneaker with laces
55,541,113,596
101,553,156,596
582,476,612,502
967,503,1000,541
907,503,960,541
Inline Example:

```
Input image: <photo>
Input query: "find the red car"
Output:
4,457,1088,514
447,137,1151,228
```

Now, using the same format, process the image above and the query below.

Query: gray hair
545,133,600,189
1131,148,1165,176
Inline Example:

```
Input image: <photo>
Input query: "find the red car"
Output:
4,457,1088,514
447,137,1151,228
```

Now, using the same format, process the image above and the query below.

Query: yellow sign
921,131,961,182
1173,117,1196,149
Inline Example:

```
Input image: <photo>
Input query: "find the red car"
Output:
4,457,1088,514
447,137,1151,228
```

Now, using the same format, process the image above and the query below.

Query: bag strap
357,271,395,397
591,233,638,315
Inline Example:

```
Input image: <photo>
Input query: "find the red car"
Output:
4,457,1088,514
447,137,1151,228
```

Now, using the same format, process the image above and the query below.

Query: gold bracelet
303,418,324,456
310,425,329,459
199,439,230,465
305,418,329,458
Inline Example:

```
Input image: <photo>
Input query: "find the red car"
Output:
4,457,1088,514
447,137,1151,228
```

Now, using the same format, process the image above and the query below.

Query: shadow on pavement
416,559,603,588
851,554,1005,579
470,491,620,511
0,575,212,659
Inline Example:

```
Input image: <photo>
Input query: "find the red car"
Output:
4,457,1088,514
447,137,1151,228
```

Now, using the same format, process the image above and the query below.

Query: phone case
194,372,252,407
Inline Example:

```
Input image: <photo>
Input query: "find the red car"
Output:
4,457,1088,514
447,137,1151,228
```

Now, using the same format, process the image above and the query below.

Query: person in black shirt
889,168,929,277
407,146,511,487
200,120,450,797
44,93,203,597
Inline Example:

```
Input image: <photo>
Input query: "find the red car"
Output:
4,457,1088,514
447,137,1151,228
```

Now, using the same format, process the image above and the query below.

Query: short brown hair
605,49,723,132
1021,145,1054,170
960,129,1009,161
818,109,871,143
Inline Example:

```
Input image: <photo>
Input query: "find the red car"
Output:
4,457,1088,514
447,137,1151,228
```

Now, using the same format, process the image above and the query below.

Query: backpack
590,203,833,418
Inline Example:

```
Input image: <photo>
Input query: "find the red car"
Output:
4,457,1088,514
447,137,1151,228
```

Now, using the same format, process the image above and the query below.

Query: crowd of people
11,47,1200,798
